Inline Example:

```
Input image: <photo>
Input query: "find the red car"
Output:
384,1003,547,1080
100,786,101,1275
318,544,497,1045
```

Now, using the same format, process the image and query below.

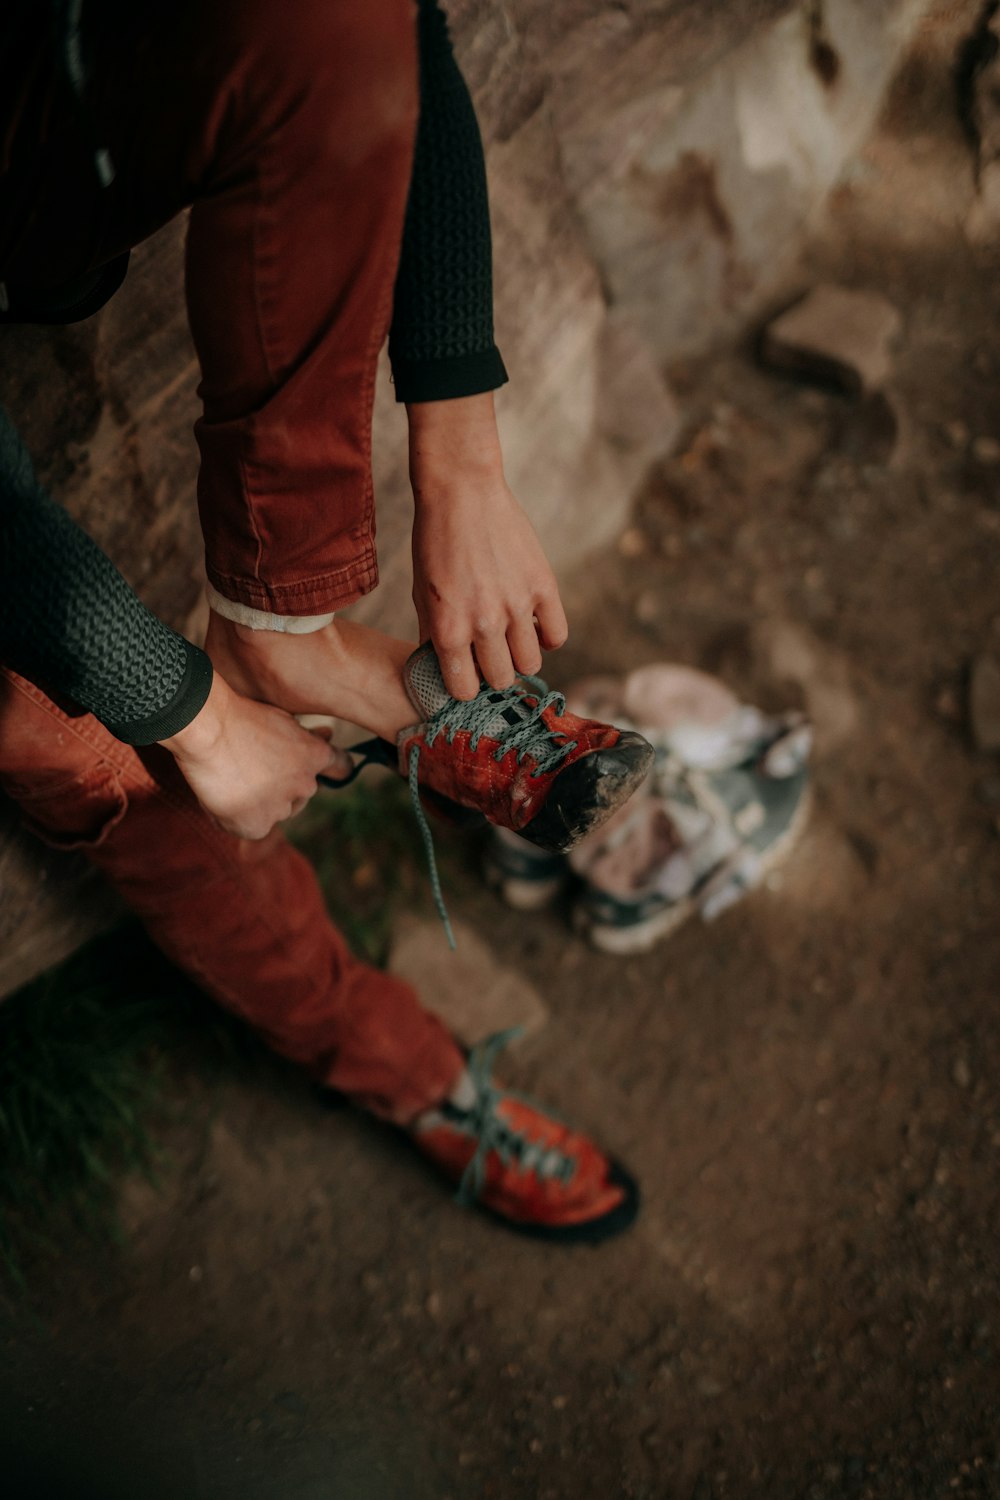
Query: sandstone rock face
469,0,928,362
0,0,933,995
961,1,1000,242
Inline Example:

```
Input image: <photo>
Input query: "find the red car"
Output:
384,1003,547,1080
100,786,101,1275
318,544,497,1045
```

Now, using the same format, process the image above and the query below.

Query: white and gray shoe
485,662,812,954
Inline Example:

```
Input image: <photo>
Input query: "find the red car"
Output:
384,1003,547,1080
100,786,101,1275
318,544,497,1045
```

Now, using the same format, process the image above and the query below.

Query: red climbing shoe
410,1029,640,1242
396,643,653,853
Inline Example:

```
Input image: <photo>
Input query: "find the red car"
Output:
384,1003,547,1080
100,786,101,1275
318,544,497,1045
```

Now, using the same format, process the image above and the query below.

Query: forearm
406,391,568,700
0,408,212,744
389,0,507,404
407,391,505,495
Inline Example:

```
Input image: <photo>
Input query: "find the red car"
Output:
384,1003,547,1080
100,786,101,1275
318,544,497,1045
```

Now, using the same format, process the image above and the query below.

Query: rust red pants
0,668,463,1124
0,3,461,1122
0,3,455,1116
1,0,418,615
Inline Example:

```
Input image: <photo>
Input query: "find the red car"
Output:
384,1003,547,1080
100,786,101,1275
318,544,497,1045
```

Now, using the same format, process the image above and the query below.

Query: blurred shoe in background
485,663,812,954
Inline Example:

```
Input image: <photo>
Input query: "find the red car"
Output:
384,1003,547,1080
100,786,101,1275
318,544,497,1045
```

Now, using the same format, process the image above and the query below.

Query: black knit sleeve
0,407,212,745
388,0,508,404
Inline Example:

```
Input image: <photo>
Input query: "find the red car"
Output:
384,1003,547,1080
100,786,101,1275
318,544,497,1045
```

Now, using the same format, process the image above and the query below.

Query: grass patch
0,925,213,1284
289,772,447,966
0,777,463,1282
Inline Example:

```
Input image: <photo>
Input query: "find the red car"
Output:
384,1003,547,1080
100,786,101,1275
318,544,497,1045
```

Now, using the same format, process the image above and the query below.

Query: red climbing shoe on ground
410,1029,640,1242
396,642,654,853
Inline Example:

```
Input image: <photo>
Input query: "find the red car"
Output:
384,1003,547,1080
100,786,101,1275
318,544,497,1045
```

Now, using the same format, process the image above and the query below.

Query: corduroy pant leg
2,0,419,615
0,666,464,1125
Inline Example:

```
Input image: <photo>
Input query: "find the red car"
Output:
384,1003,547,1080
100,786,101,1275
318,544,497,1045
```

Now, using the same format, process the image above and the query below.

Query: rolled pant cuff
322,1025,465,1128
205,545,379,618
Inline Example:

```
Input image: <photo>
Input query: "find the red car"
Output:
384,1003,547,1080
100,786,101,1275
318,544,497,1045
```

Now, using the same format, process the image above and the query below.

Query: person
0,0,646,1241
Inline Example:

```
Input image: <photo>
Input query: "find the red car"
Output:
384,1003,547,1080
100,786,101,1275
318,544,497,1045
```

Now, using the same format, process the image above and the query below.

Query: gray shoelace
451,1027,577,1207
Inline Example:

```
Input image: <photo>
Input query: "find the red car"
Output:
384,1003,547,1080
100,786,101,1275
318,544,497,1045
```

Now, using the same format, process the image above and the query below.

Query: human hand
160,671,349,840
407,392,569,701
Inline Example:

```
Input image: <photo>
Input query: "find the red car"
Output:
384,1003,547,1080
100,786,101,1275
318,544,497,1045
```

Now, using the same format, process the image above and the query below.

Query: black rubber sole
326,1097,641,1247
520,732,655,854
318,730,654,849
473,1158,641,1245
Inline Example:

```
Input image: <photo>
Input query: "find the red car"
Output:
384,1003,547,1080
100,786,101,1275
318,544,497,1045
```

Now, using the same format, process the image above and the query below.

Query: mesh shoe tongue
404,643,453,718
403,643,534,733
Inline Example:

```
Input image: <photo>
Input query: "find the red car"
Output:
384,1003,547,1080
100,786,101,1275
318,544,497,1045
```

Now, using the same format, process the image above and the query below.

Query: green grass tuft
289,772,439,966
0,775,458,1282
0,926,200,1283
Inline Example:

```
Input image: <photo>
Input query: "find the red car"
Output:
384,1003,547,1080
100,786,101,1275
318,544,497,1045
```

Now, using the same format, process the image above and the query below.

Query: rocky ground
2,6,1000,1499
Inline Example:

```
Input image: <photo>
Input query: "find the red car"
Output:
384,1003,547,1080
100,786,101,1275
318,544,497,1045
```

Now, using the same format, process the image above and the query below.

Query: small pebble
634,589,661,624
943,419,970,449
973,435,1000,464
618,527,646,558
952,1056,972,1089
425,1291,442,1320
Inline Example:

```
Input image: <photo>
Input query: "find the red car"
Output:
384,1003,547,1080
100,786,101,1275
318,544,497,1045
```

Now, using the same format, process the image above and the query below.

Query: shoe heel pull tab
317,737,396,790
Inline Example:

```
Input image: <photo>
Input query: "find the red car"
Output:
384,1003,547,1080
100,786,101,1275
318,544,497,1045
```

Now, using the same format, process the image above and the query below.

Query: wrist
159,671,231,760
407,392,505,494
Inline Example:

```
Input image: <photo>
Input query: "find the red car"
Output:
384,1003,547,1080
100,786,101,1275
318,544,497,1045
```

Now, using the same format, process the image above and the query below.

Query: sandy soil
2,8,1000,1499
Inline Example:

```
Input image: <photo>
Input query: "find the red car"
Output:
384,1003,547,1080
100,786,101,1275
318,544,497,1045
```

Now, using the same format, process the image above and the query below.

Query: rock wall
0,0,933,995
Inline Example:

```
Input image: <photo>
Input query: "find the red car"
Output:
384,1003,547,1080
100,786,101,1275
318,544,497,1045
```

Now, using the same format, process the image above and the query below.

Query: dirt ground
3,8,1000,1499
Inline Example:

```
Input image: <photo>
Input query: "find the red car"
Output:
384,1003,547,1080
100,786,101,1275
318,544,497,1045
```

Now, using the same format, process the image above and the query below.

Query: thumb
319,743,353,780
296,720,350,778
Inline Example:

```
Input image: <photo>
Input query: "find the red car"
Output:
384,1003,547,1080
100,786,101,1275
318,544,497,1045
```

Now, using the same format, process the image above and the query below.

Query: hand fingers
319,745,353,780
293,721,346,778
534,590,569,652
506,615,543,679
473,622,516,692
436,639,481,701
216,810,270,841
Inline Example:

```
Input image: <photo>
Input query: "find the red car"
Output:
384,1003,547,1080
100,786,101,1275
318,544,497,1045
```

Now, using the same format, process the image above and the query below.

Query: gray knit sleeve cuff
391,346,508,404
105,640,214,746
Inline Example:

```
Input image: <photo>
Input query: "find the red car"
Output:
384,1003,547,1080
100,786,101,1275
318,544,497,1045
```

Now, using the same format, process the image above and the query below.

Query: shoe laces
422,676,576,772
408,678,578,951
449,1027,578,1208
